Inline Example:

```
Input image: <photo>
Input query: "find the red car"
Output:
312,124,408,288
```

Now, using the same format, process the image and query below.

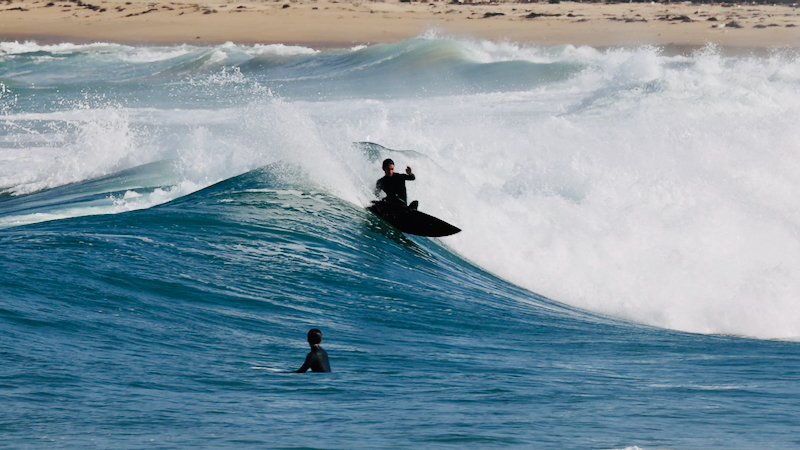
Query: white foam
0,40,197,66
300,44,800,340
249,43,319,57
0,40,313,64
0,107,152,195
116,46,194,63
0,181,201,229
0,41,122,55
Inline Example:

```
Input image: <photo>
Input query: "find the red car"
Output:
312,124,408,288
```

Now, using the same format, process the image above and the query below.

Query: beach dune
1,0,799,48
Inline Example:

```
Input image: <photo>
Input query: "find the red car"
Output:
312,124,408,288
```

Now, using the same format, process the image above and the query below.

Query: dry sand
1,0,800,48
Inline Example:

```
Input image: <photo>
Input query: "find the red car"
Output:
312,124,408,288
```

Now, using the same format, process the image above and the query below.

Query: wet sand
1,0,799,48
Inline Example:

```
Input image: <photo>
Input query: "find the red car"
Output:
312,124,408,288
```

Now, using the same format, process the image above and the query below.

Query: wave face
2,38,800,448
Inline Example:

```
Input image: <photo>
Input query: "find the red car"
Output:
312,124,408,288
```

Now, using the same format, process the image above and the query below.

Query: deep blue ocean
2,37,800,448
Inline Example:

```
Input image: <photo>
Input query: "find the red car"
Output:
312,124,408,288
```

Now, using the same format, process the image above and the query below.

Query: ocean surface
2,36,800,448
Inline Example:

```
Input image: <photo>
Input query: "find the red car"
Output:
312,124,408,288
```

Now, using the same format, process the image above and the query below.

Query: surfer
375,158,418,209
295,328,331,373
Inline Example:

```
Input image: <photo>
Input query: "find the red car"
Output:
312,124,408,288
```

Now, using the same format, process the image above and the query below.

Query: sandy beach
1,0,800,48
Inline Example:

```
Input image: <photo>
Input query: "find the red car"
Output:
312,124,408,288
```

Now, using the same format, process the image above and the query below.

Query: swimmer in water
295,328,331,373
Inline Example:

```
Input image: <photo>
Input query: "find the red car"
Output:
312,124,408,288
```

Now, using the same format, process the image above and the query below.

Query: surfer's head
382,158,394,176
307,328,323,346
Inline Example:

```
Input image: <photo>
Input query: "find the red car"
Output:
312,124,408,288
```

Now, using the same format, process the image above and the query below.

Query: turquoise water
2,38,800,448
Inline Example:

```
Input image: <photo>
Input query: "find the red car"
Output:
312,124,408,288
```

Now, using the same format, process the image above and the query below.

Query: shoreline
2,0,800,49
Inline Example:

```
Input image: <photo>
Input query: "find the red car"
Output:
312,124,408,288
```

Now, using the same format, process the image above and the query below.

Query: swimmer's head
382,158,394,170
307,328,323,345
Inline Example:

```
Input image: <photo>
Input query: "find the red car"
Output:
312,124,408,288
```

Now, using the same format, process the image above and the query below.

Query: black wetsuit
295,346,331,373
375,173,416,205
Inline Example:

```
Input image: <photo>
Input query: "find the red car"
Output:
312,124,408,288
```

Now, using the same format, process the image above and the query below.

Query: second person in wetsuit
295,328,331,373
375,158,418,209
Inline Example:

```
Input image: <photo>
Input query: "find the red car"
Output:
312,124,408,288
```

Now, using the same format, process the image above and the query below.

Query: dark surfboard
368,200,461,237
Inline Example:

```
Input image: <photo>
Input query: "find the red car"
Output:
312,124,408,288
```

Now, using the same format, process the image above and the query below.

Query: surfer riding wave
375,158,418,210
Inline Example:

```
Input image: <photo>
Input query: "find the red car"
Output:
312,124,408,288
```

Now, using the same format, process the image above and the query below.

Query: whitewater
2,36,800,448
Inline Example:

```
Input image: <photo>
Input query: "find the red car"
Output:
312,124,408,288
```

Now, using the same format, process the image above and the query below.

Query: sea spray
297,43,800,339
